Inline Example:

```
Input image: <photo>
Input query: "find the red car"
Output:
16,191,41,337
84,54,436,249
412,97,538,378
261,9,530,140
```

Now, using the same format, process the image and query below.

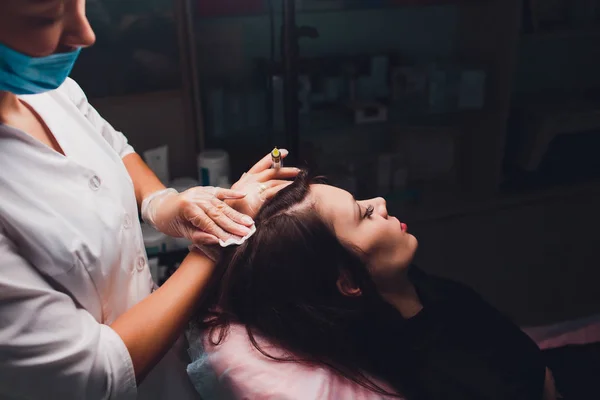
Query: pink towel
522,314,600,350
189,316,600,399
195,324,400,400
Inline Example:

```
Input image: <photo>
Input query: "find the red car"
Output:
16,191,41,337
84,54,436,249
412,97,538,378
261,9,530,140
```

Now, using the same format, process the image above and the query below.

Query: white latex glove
141,186,254,246
228,149,300,218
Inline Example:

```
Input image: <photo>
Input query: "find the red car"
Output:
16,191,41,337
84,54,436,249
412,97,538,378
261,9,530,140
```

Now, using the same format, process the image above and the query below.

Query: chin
410,234,418,250
405,235,419,263
402,231,417,248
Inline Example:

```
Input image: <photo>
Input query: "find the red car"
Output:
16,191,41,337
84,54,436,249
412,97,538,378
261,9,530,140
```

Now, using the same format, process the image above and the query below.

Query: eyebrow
25,0,62,12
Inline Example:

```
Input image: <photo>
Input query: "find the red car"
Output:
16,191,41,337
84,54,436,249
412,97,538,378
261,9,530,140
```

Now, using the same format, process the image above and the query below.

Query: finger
263,179,292,189
184,186,243,199
205,201,254,237
214,188,247,200
262,181,293,201
247,149,289,174
186,205,234,242
190,231,220,246
219,203,254,226
256,167,300,182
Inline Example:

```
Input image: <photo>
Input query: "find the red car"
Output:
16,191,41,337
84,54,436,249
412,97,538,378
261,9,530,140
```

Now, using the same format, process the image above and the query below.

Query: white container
170,177,200,193
197,150,230,187
141,223,168,257
143,146,169,185
217,176,231,189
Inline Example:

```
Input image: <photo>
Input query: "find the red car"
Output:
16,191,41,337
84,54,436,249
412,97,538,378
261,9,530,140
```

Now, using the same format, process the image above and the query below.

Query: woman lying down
187,170,557,400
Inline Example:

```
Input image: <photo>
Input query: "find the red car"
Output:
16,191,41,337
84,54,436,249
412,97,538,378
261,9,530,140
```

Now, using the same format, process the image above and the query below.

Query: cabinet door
72,0,196,178
197,0,263,16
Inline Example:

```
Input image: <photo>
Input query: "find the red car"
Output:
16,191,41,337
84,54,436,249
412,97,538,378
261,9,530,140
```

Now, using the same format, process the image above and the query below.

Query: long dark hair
197,171,415,397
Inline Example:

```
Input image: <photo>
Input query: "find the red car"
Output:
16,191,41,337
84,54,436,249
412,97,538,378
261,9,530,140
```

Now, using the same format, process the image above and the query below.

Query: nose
375,197,388,218
61,2,96,49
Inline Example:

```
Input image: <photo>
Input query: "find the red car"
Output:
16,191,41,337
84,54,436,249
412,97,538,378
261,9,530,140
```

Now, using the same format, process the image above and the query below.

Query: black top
401,267,546,400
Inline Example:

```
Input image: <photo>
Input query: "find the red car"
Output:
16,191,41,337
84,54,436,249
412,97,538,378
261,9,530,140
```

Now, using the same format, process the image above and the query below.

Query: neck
0,91,21,123
380,274,423,319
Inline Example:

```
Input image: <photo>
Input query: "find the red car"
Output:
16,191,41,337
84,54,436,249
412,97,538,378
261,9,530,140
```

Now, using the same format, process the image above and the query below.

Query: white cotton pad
218,224,257,247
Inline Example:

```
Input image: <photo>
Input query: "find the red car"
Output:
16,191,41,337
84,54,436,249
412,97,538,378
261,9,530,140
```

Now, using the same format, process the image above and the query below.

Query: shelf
299,106,475,138
521,28,600,41
196,0,468,21
294,0,463,15
205,105,478,146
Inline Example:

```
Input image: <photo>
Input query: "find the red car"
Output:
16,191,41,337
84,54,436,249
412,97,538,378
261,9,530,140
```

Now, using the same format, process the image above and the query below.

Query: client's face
311,184,418,289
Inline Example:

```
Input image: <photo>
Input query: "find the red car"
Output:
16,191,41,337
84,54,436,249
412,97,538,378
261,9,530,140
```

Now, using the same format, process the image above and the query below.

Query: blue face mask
0,42,81,95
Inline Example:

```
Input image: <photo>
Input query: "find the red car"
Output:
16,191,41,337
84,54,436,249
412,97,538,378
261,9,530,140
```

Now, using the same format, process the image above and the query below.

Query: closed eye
29,15,63,27
362,205,374,219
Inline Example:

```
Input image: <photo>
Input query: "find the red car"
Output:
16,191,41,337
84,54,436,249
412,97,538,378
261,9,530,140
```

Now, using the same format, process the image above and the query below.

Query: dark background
72,0,600,327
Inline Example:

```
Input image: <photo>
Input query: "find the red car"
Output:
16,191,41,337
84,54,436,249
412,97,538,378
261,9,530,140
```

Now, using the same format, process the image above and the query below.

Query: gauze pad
189,225,257,262
218,224,257,247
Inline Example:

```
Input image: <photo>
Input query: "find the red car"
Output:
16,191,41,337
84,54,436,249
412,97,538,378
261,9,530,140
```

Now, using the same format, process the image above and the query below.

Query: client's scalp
253,169,317,225
260,195,314,224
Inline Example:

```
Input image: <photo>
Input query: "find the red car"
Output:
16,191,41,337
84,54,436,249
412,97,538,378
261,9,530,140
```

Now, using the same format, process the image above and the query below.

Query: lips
392,216,408,232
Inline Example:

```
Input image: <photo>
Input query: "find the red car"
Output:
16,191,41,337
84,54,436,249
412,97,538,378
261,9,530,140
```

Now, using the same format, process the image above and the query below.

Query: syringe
271,147,282,169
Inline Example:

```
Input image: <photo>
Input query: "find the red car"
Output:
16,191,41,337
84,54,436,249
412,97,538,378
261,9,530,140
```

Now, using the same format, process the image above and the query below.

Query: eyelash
30,16,62,28
31,12,63,27
363,205,374,219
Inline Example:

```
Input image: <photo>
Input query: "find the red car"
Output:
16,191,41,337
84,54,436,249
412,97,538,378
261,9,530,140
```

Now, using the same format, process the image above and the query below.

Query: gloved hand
141,186,254,246
228,149,299,218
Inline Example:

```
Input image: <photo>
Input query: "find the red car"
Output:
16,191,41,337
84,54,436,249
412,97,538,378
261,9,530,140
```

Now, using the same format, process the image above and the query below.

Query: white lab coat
0,79,200,400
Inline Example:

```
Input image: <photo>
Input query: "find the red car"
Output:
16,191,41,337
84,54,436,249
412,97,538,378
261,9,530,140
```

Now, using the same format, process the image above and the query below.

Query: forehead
310,184,355,223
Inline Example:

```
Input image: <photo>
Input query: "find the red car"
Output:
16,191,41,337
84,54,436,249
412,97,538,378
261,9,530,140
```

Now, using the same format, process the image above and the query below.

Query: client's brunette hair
197,170,414,397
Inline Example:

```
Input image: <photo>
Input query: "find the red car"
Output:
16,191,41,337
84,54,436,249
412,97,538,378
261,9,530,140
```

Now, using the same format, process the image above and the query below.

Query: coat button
89,175,102,191
124,213,133,229
136,256,146,272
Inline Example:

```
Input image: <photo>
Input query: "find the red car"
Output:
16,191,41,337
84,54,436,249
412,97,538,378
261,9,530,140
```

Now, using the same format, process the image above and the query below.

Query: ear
336,271,362,297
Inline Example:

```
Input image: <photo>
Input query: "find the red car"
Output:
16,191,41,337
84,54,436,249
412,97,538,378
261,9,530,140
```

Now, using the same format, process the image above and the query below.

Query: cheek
0,21,63,57
367,229,417,276
359,221,402,255
18,30,63,57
